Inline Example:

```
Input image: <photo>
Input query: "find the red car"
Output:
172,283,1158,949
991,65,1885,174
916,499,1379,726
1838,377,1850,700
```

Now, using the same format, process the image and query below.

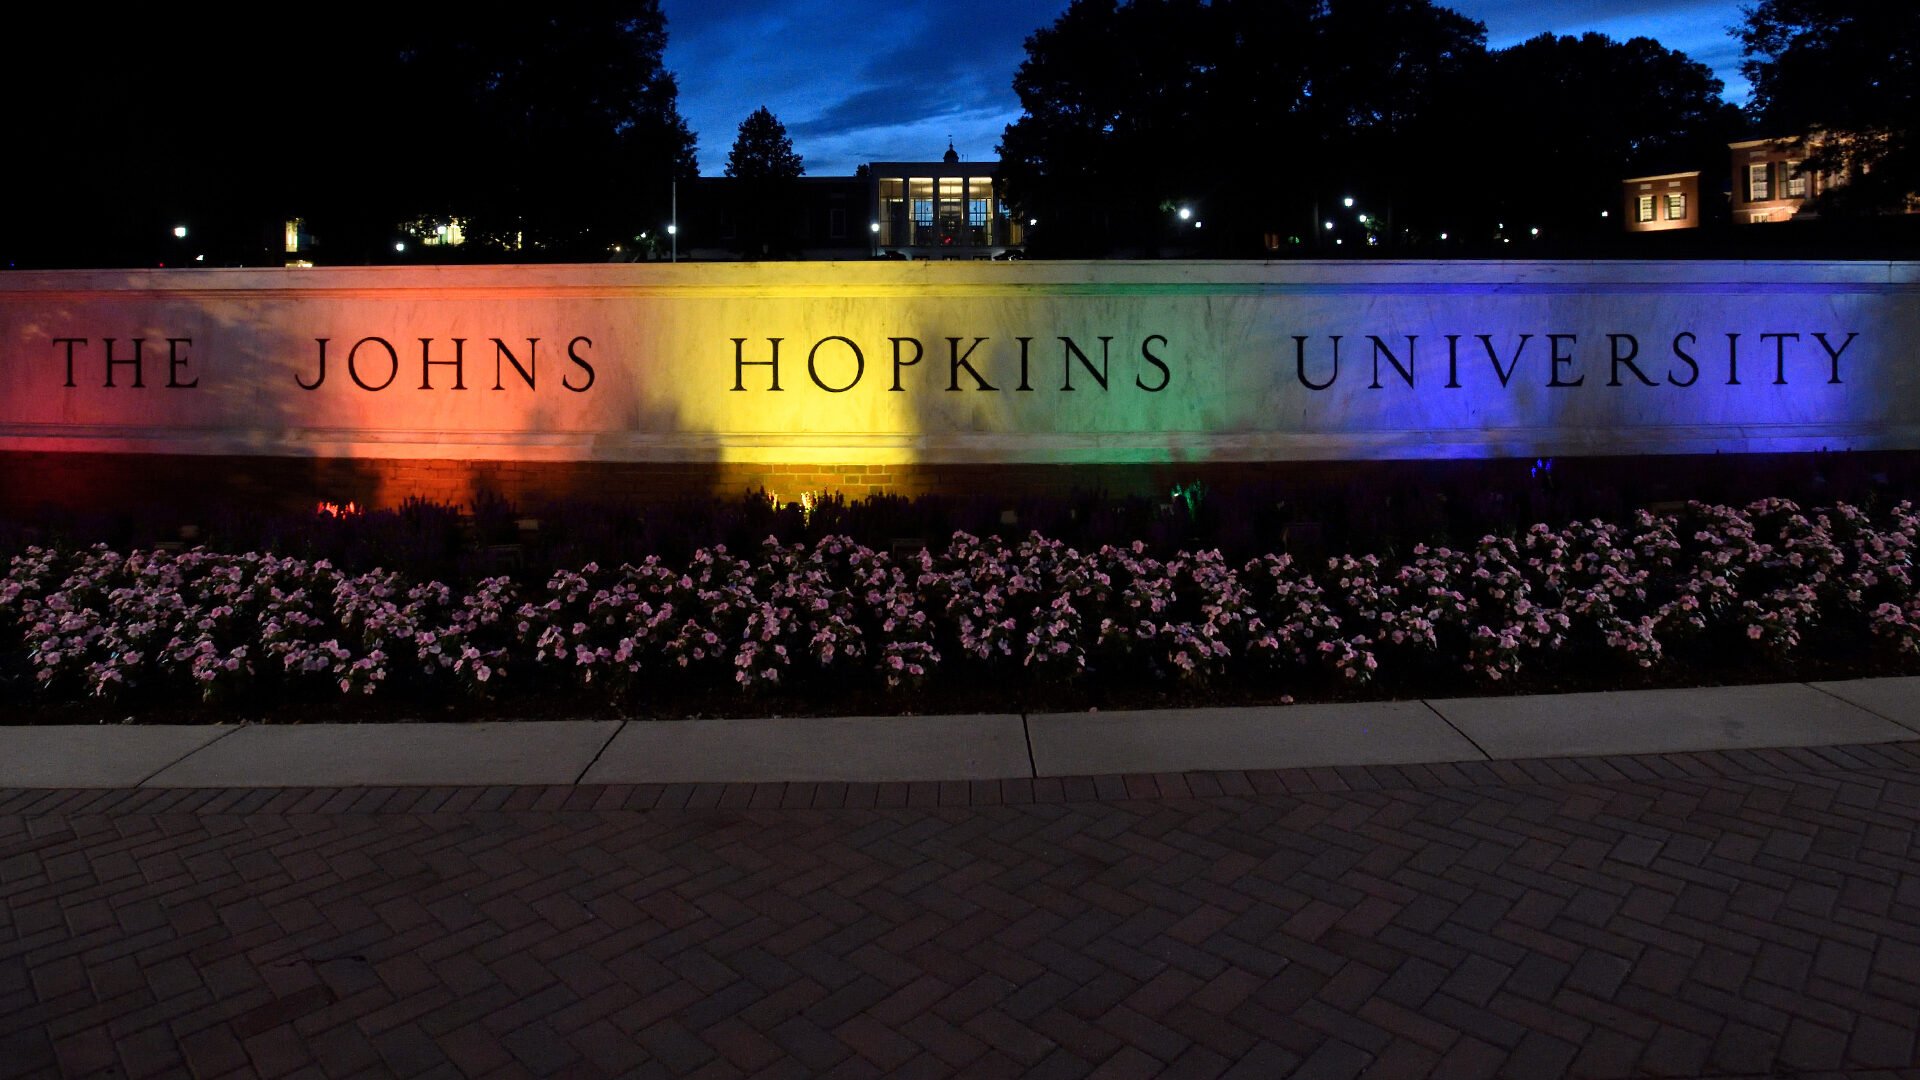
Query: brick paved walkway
4,743,1920,1078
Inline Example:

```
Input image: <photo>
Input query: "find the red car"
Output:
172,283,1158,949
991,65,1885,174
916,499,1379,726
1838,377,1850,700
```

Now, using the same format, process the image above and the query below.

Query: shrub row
2,499,1916,711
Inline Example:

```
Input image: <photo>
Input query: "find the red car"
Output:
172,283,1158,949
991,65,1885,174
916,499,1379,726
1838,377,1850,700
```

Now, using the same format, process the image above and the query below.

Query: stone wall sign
1,260,1915,464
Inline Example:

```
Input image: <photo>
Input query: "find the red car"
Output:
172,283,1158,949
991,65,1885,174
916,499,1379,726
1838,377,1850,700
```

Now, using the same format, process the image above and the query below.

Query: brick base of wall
4,450,1918,521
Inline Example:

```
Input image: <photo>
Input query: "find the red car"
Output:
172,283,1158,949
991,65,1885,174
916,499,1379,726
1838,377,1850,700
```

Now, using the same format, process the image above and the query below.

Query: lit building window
1636,196,1655,222
909,178,935,245
878,177,904,246
938,177,964,245
284,218,304,253
1749,163,1771,201
1665,193,1686,220
1785,162,1807,198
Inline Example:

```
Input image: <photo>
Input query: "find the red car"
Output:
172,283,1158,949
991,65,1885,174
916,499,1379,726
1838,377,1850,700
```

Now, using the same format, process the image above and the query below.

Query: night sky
662,0,1752,176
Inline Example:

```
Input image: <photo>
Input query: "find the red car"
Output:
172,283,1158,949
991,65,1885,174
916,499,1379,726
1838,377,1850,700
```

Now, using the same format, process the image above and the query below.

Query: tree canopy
2,3,698,266
726,107,806,180
720,108,806,258
996,0,1741,254
1740,0,1919,214
1463,33,1743,236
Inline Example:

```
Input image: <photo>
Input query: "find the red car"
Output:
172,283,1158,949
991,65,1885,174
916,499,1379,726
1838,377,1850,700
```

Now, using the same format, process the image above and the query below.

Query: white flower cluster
1,499,1914,706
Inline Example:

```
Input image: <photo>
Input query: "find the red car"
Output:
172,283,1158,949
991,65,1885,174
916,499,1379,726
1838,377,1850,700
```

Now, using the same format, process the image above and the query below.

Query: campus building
1620,171,1701,232
1730,136,1831,224
869,144,1025,259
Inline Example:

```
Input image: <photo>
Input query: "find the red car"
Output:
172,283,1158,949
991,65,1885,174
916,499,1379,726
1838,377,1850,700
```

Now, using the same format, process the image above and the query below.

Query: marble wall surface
2,261,1914,464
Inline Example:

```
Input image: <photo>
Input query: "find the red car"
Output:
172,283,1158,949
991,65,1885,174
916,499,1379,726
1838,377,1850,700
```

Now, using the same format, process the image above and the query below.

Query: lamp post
670,181,678,263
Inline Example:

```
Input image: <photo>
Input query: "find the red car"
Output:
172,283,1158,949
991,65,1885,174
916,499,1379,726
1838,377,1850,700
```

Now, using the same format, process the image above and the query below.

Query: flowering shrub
2,499,1916,710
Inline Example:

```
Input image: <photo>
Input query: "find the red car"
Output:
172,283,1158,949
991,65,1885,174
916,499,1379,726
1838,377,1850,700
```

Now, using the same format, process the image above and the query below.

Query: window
1785,162,1807,198
909,178,934,244
1665,193,1686,221
1748,163,1771,201
829,208,846,239
1636,195,1655,222
938,177,964,245
878,178,904,246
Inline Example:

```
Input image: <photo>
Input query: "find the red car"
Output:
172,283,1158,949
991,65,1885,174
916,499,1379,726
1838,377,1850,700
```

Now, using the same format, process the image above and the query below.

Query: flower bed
2,498,1916,718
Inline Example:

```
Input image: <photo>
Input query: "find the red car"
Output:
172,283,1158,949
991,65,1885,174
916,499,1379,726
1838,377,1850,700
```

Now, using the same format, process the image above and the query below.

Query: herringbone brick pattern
3,744,1919,1078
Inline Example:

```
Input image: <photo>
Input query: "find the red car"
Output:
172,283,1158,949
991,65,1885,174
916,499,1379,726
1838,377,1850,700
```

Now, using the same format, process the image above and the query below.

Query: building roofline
1623,171,1702,183
1729,137,1801,149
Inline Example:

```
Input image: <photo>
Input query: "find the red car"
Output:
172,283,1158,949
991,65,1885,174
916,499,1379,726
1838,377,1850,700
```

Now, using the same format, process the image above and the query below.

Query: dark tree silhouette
723,107,806,258
1,3,698,266
393,3,699,258
1459,32,1743,239
996,0,1484,256
1740,0,1919,215
725,107,805,181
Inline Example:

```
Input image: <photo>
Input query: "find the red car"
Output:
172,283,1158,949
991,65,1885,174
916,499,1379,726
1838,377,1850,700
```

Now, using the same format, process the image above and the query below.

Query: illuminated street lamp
172,225,188,239
1177,207,1192,221
1342,197,1354,208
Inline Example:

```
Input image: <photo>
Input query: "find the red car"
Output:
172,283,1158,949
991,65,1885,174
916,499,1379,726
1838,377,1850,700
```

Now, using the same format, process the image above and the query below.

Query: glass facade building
870,159,1024,257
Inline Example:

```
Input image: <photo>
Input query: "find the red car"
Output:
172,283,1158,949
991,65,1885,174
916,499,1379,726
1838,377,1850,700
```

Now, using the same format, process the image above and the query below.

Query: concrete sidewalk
2,676,1916,789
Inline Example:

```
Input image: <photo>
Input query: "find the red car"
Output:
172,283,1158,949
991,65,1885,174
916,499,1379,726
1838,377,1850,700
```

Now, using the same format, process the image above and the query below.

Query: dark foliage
996,1,1744,256
1,3,698,268
1740,0,1920,217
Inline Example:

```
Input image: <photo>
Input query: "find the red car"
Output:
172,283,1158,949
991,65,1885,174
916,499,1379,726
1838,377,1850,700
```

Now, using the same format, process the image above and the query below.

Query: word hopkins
729,334,1173,393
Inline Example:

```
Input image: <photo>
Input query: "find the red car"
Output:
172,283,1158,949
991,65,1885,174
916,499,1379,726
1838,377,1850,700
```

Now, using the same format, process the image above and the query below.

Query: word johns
296,337,596,392
1290,331,1859,389
729,335,1173,393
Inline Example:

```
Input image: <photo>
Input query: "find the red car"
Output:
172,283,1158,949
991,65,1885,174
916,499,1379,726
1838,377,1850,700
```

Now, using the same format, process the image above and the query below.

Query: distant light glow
869,222,880,233
172,225,187,239
394,242,406,252
1439,232,1448,240
1601,210,1610,218
1324,221,1334,230
1177,207,1192,221
667,224,678,235
1342,197,1354,208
